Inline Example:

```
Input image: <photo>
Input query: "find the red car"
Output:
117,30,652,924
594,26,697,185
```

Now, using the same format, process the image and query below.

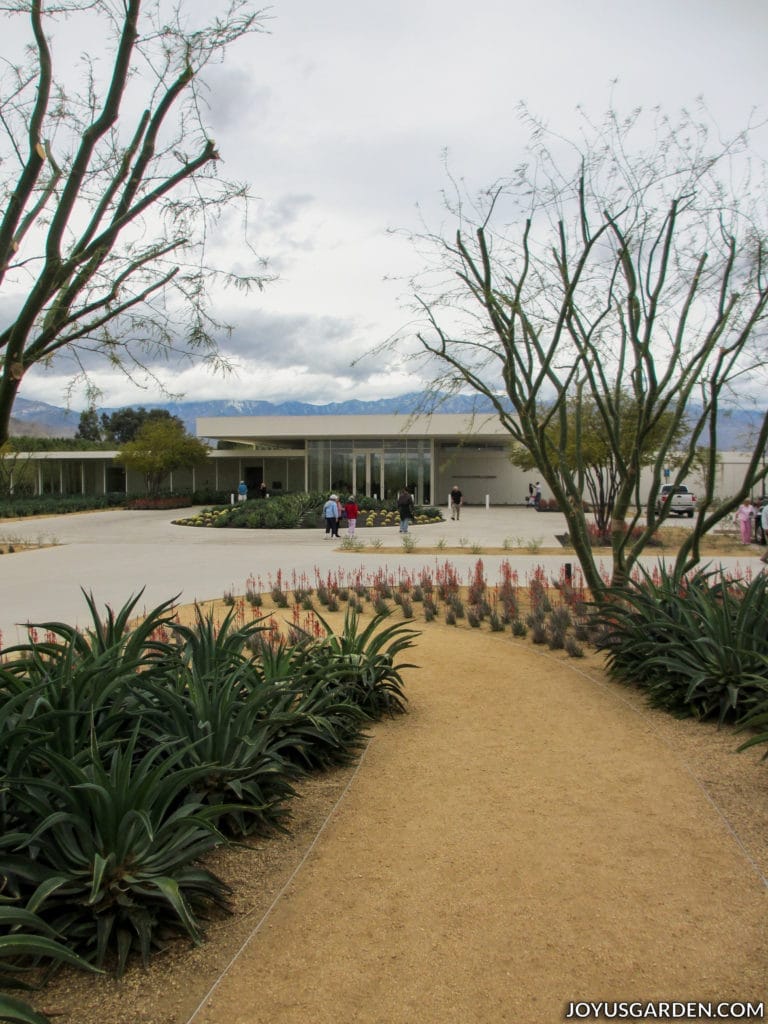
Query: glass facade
306,439,431,501
7,438,438,502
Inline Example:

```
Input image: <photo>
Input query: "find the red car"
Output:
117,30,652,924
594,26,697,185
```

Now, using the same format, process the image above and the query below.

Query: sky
10,0,768,411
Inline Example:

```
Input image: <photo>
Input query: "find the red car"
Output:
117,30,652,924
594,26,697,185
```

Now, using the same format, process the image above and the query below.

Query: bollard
485,494,490,510
230,493,235,505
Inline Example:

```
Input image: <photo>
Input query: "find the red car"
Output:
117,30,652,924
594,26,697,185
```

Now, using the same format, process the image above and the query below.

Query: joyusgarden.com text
564,1003,764,1020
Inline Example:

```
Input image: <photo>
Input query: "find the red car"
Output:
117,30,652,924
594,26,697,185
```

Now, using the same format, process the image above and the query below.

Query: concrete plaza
0,504,755,645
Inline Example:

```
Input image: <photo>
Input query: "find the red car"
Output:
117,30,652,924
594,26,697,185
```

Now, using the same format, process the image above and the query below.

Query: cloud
11,0,768,419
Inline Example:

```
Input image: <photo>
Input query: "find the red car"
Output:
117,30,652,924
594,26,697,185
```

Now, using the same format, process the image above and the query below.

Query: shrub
565,637,584,658
178,492,319,530
124,495,192,510
488,610,505,632
595,565,768,721
531,622,548,644
547,629,565,650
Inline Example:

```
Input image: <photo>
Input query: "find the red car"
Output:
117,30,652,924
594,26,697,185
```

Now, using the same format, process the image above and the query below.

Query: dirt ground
24,597,768,1024
359,525,761,559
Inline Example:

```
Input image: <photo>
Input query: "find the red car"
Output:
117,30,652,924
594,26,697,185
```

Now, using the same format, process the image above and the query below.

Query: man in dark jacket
397,488,414,533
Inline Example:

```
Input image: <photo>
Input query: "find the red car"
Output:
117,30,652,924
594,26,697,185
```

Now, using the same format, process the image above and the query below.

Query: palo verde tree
509,393,691,540
115,417,208,495
0,0,269,446
403,105,768,598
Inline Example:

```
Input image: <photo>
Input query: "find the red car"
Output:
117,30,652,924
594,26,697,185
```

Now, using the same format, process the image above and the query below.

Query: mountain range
9,393,496,438
9,394,765,451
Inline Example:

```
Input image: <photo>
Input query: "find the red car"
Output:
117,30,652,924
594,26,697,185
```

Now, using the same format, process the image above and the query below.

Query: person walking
397,487,414,533
344,495,359,537
534,481,542,509
323,494,340,539
736,498,754,544
449,485,463,521
237,480,248,502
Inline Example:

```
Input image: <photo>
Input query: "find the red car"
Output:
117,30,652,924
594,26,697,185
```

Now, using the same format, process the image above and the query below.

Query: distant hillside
9,400,78,437
10,394,765,450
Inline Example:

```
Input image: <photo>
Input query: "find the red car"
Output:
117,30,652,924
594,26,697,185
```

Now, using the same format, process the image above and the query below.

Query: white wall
434,445,535,505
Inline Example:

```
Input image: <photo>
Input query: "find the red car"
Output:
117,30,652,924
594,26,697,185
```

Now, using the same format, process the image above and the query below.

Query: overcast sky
14,0,768,411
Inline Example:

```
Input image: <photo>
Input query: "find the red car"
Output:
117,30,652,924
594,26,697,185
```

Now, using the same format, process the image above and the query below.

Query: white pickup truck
654,484,697,518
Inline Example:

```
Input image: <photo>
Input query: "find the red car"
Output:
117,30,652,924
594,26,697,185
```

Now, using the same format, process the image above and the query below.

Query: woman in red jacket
344,495,359,537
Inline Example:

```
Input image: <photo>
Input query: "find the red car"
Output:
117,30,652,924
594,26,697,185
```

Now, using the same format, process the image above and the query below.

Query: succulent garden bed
173,494,444,530
9,572,768,1024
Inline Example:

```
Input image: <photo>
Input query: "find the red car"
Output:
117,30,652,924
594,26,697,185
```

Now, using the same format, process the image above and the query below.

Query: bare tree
0,0,270,444
401,106,768,597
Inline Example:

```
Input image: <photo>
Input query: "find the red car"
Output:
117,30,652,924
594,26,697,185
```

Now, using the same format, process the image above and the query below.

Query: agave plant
0,733,229,977
244,635,370,772
302,609,419,719
166,603,269,679
735,670,768,758
0,592,183,762
135,654,302,837
3,590,180,666
0,904,101,1024
596,565,768,721
269,671,369,773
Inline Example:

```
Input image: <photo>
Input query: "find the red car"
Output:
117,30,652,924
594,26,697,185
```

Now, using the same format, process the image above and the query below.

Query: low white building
3,411,763,506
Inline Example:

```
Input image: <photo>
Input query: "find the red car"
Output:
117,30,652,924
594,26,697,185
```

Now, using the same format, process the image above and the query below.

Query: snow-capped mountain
9,394,764,450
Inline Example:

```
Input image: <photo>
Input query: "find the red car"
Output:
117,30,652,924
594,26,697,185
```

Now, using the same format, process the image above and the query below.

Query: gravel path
182,628,767,1024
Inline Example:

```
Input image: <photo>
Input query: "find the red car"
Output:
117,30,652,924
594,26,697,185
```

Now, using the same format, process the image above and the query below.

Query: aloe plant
0,592,182,762
135,663,301,837
3,590,179,665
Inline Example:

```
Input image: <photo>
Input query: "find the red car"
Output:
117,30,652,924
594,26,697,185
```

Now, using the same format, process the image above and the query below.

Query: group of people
525,481,542,508
322,494,359,539
237,481,268,501
322,489,419,538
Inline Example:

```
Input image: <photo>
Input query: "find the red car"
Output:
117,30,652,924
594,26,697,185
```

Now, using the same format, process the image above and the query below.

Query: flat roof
195,412,509,444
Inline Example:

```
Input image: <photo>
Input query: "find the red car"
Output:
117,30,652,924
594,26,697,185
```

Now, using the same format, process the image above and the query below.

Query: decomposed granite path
181,625,767,1024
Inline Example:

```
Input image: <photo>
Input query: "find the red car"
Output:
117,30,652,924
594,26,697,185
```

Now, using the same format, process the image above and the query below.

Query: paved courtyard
0,504,754,645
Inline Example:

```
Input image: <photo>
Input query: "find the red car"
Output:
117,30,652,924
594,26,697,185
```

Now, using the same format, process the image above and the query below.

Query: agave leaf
0,993,54,1024
0,934,97,971
146,877,202,944
24,877,70,916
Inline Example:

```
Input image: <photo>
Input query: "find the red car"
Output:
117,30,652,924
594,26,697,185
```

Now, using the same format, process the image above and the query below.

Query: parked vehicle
654,484,697,518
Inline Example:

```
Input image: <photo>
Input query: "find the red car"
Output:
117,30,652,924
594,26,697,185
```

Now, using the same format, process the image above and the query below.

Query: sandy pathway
186,629,767,1024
